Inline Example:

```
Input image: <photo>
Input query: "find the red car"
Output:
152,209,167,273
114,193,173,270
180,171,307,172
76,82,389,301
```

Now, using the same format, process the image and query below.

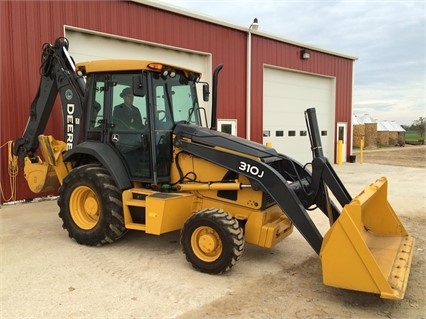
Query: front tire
180,208,245,274
58,165,126,246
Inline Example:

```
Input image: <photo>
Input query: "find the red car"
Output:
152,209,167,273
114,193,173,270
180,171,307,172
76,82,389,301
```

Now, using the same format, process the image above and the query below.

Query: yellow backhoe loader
12,37,414,299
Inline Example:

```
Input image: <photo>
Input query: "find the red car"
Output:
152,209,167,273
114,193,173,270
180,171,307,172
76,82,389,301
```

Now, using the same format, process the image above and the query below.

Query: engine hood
173,123,279,160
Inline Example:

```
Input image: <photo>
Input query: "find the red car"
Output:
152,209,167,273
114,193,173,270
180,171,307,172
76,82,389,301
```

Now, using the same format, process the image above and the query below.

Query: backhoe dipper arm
13,37,85,165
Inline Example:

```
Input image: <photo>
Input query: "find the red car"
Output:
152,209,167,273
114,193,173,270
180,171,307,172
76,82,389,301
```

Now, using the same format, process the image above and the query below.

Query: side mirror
132,74,146,97
202,84,210,102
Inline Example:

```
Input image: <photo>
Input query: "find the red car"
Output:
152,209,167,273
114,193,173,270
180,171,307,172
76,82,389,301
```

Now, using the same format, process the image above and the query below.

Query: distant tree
413,117,426,139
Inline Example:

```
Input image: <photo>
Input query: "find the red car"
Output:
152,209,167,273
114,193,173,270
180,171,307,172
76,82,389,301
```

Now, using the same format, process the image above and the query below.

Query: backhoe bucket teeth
320,177,414,299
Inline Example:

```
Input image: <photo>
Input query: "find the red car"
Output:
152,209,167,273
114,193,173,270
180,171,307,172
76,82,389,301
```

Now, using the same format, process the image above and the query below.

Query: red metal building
0,0,356,202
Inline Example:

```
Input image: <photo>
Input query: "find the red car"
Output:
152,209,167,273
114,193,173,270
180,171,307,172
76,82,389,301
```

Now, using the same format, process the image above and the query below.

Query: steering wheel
113,117,131,129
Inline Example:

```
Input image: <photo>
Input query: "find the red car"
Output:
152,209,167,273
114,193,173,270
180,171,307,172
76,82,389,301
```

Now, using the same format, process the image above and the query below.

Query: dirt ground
1,146,425,318
352,144,426,168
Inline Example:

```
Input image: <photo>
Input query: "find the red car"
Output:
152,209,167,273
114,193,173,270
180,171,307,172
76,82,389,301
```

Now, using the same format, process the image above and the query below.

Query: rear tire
58,164,126,246
180,208,244,274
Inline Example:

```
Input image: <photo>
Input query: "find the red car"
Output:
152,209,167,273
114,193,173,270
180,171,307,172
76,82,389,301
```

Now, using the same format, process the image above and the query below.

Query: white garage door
263,66,335,165
65,28,211,76
64,28,212,123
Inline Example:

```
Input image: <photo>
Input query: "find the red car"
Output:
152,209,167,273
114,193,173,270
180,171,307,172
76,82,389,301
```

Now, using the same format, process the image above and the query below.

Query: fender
64,141,132,190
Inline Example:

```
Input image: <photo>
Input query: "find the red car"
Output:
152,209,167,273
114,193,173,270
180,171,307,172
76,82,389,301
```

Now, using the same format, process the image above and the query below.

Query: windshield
152,71,201,129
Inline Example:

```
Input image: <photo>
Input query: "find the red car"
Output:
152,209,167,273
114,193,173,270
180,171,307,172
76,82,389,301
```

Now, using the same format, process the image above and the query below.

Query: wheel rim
191,226,222,262
70,186,100,230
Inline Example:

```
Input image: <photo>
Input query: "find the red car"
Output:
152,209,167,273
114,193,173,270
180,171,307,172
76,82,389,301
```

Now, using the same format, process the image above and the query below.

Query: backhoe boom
13,37,85,164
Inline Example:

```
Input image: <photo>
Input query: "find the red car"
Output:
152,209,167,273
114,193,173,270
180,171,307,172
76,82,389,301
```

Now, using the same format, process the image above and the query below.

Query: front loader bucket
320,177,414,299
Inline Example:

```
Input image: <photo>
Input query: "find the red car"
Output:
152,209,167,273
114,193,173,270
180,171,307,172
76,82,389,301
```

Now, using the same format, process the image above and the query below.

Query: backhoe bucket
320,177,414,299
23,157,60,193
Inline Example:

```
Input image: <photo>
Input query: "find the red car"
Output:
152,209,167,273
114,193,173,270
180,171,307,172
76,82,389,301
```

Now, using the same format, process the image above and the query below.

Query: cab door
85,74,108,143
107,73,153,181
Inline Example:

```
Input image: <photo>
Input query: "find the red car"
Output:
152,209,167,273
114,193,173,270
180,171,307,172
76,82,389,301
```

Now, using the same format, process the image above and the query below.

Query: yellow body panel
122,188,154,231
122,188,196,235
170,150,264,209
169,146,293,248
320,177,414,299
145,192,195,234
244,206,293,248
190,197,293,248
122,186,293,248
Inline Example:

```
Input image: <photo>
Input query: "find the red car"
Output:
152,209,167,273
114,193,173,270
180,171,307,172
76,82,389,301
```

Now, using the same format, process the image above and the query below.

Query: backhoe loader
12,37,414,299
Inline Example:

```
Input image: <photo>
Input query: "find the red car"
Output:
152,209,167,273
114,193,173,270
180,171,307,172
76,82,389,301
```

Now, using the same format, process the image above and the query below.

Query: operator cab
78,61,204,184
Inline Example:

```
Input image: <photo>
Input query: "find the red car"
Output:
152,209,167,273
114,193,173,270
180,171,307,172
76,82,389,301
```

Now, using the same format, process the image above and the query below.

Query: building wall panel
1,0,354,202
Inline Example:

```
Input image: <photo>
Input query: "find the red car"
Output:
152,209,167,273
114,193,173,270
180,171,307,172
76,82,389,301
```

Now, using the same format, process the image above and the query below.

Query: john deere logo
112,134,119,142
65,89,73,101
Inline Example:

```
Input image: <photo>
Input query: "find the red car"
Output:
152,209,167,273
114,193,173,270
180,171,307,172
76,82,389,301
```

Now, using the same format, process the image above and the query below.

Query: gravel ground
1,147,425,318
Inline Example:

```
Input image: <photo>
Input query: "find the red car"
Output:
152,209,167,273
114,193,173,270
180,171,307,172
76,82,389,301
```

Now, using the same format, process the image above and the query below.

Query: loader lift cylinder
305,107,324,158
304,108,352,209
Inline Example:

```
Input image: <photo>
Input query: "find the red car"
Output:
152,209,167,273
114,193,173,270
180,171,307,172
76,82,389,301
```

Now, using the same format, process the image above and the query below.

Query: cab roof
76,59,201,77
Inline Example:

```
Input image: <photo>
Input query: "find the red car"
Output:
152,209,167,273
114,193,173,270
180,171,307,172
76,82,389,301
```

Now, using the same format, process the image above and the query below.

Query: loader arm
174,124,327,254
172,108,354,255
174,107,414,299
13,37,85,164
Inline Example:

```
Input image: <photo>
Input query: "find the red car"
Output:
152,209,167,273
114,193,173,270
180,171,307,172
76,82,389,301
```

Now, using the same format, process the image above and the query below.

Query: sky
158,0,425,125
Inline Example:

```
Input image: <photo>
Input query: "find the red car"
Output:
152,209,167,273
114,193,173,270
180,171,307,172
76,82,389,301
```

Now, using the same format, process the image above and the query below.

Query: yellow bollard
360,136,364,164
337,140,343,165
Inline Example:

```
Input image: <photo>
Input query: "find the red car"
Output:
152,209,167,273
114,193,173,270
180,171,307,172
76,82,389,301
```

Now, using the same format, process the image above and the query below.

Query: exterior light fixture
301,49,311,60
250,18,259,31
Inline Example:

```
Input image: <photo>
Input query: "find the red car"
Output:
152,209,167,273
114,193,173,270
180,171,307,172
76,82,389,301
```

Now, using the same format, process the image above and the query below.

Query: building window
221,124,232,134
300,130,307,136
263,130,270,137
288,130,296,137
321,131,327,136
276,130,284,137
338,126,344,143
217,119,237,136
